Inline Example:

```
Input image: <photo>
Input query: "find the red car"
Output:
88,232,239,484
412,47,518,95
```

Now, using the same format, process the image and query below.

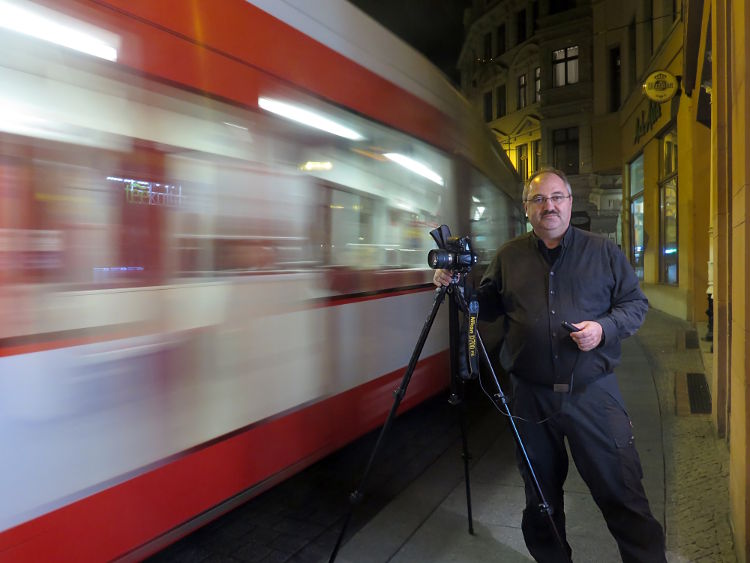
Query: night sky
348,0,471,85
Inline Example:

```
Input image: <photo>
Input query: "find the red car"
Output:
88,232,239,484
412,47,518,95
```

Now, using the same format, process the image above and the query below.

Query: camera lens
428,249,455,269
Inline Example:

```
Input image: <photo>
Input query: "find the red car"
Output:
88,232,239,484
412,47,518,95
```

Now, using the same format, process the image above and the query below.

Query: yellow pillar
718,0,750,559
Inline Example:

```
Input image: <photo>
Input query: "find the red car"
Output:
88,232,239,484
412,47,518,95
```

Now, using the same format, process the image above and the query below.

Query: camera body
428,225,478,274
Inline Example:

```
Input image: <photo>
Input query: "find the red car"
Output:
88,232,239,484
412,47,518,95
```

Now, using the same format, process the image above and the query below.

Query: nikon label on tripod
467,299,479,378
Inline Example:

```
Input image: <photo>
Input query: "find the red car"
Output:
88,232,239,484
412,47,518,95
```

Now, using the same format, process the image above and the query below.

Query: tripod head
428,225,477,274
426,226,480,381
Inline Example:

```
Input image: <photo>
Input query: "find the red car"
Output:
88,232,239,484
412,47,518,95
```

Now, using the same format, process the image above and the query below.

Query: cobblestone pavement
636,309,736,562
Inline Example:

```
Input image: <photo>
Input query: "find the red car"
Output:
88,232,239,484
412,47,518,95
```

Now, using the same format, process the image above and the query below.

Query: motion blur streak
0,0,118,60
0,1,521,560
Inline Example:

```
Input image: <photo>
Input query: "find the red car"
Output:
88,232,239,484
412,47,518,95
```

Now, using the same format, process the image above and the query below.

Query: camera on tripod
427,224,477,273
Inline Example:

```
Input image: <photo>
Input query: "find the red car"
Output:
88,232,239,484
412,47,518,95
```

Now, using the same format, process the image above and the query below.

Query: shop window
659,129,678,284
629,154,645,280
631,195,645,280
663,129,678,176
552,45,579,87
659,178,678,284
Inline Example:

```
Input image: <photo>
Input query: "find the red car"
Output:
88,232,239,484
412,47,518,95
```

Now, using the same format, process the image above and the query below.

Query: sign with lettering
643,71,679,102
634,100,662,144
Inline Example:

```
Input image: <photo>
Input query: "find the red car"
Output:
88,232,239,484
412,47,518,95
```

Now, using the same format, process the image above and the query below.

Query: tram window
0,35,452,288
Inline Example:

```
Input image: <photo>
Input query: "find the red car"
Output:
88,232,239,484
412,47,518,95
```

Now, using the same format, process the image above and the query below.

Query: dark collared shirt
477,227,648,387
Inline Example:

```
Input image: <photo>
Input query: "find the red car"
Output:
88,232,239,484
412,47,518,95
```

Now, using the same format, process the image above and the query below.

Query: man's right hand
433,269,454,287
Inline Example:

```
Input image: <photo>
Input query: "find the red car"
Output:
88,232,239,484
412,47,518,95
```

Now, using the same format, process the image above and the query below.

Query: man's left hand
569,321,603,352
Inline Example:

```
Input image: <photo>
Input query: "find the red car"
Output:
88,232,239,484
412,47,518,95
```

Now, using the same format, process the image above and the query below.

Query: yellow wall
711,0,750,558
618,24,710,322
678,99,711,322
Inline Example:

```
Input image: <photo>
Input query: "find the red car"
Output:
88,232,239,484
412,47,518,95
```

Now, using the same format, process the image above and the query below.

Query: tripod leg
473,327,571,563
448,377,475,535
447,292,474,535
328,285,449,563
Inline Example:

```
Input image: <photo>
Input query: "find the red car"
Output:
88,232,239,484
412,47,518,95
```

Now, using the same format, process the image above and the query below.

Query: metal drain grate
687,372,711,414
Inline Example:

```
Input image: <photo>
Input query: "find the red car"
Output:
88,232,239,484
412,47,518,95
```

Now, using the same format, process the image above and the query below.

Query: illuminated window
663,129,678,176
629,155,645,280
552,46,579,87
659,129,678,284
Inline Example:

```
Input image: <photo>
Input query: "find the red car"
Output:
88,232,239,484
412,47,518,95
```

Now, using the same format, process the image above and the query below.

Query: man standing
434,168,666,562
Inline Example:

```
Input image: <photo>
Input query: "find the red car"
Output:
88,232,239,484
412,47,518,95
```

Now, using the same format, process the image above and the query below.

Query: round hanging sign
642,70,679,102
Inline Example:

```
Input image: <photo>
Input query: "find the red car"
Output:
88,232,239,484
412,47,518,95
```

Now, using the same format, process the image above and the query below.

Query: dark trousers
511,373,666,563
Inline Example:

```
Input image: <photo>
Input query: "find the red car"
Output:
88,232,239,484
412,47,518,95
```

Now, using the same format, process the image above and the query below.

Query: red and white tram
0,1,522,560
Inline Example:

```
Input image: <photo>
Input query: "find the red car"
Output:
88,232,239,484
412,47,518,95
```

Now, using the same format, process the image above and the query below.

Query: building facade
686,1,750,559
462,0,748,559
459,0,710,322
458,0,622,240
609,0,711,325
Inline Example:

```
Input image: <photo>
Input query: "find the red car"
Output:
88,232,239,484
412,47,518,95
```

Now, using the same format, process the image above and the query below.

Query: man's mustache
541,210,559,217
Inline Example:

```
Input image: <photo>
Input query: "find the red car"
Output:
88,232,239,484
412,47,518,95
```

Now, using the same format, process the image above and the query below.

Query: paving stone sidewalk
635,308,735,562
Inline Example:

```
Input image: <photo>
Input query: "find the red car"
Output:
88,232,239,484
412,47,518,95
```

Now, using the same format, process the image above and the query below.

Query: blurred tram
0,0,523,560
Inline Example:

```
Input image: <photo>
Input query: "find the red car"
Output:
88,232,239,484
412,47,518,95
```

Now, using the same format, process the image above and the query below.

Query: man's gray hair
522,167,573,201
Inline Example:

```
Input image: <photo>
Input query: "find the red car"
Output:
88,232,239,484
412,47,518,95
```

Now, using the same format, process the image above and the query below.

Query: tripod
327,274,570,563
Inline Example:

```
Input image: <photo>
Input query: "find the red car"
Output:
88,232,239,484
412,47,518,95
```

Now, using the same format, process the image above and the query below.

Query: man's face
524,173,573,241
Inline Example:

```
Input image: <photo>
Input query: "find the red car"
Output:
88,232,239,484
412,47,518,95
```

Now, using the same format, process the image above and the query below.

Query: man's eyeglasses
525,194,572,206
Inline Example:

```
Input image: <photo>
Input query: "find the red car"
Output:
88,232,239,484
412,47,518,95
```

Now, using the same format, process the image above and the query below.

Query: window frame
629,154,645,280
552,126,579,175
483,90,493,122
496,24,506,56
517,73,527,109
516,9,527,44
496,84,507,118
516,143,529,181
658,128,678,285
552,45,579,87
